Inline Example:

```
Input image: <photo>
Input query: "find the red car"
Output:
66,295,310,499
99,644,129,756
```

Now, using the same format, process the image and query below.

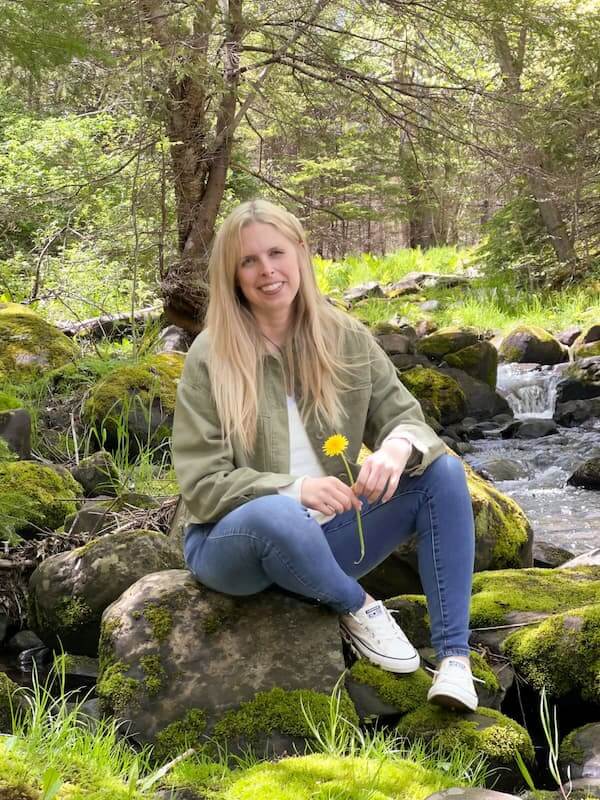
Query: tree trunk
141,0,242,332
492,24,579,276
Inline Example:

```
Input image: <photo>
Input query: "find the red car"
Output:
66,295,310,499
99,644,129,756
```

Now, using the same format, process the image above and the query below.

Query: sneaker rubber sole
427,680,478,712
340,624,421,674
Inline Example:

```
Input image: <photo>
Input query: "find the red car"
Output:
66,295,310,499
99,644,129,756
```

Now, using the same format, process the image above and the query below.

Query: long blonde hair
205,199,358,454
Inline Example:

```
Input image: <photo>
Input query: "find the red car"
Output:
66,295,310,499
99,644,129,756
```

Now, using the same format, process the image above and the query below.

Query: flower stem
340,453,365,564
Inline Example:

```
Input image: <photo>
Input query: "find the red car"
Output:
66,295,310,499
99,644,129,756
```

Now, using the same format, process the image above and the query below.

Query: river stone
425,789,521,800
556,377,600,404
559,548,600,569
443,341,498,389
567,778,600,799
416,327,479,360
567,458,600,489
560,722,600,780
475,458,529,482
70,450,121,497
557,326,583,346
0,408,31,459
500,418,558,439
97,570,347,755
28,529,184,656
499,325,566,365
554,397,600,426
343,281,385,303
438,367,512,421
533,541,575,568
376,333,414,355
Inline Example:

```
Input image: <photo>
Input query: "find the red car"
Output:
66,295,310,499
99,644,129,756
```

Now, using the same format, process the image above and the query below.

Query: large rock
345,661,432,720
560,722,600,780
556,377,600,404
500,418,558,439
574,326,600,359
554,397,600,426
416,327,480,360
64,492,159,536
499,325,566,365
444,341,498,389
567,458,600,489
97,570,352,758
400,367,467,425
439,367,512,421
28,530,184,656
70,451,121,497
0,461,82,544
0,408,31,459
0,303,78,381
396,705,534,789
82,353,184,456
362,468,533,598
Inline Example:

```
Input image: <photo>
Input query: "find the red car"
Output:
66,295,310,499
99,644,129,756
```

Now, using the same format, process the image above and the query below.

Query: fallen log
56,305,163,340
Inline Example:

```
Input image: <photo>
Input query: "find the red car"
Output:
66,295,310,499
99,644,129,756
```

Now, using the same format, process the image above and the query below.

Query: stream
464,363,600,555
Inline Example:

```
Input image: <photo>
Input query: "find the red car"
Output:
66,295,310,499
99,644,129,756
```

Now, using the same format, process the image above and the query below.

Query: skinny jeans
184,453,475,659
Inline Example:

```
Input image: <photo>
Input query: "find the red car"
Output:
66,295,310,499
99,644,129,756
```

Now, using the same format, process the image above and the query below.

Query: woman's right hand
301,476,362,516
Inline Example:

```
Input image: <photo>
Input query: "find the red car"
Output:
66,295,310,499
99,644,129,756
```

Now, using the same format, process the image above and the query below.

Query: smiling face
236,222,302,329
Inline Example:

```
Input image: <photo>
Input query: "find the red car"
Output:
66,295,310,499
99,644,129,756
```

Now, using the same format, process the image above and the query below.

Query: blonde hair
205,198,358,454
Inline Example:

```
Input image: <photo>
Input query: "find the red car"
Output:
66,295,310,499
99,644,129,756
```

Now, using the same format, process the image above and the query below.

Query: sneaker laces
426,665,486,684
349,606,408,645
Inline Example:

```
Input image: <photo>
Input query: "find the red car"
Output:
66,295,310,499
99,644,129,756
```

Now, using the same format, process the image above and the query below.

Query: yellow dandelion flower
322,434,349,458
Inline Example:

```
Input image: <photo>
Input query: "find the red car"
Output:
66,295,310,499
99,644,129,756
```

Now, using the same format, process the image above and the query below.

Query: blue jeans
184,453,475,659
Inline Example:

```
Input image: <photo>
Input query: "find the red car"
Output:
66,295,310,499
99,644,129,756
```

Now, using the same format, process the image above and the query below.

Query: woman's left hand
353,438,412,504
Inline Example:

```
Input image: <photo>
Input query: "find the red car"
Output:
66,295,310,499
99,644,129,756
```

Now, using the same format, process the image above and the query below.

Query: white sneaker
427,658,481,712
340,600,420,673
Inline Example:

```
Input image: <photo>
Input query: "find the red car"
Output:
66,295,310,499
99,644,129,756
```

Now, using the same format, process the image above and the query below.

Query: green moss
470,651,500,692
503,604,600,701
0,672,17,732
400,366,467,423
499,324,561,364
560,726,587,767
0,390,21,412
97,617,123,675
57,596,94,628
396,705,535,765
0,461,82,540
467,470,531,568
96,660,140,715
470,567,600,627
574,340,600,358
444,342,498,389
0,438,17,463
0,302,78,382
82,353,184,427
212,687,359,743
153,709,207,761
349,662,431,713
140,654,166,696
144,604,173,643
217,752,462,800
416,327,478,359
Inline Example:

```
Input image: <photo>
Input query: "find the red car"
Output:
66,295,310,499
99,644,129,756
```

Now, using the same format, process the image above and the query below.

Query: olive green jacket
172,325,445,524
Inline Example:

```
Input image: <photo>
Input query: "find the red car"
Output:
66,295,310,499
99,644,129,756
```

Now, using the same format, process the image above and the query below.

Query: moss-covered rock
207,753,462,800
346,661,431,719
28,529,184,655
70,450,121,497
467,467,533,570
0,672,17,733
469,566,600,627
396,704,535,776
0,461,82,543
502,603,600,701
499,325,566,365
444,341,498,389
574,340,600,359
416,327,479,360
0,391,21,413
81,353,184,455
98,570,349,757
400,366,468,425
0,303,78,382
559,722,600,781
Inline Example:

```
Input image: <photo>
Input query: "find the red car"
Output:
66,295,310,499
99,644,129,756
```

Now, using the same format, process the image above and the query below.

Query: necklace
261,332,285,354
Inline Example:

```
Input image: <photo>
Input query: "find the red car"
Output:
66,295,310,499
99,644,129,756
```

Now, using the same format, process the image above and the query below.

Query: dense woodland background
0,0,599,330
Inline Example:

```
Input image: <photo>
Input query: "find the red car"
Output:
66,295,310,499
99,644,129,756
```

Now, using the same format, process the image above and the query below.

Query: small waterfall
497,363,570,419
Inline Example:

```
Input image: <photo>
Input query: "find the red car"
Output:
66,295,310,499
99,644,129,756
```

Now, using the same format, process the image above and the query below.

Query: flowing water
464,363,600,554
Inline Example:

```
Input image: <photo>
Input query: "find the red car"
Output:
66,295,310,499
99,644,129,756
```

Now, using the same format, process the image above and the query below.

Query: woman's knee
424,453,467,487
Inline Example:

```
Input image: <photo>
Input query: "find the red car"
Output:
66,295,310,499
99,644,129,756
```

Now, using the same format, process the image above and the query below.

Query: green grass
315,248,599,335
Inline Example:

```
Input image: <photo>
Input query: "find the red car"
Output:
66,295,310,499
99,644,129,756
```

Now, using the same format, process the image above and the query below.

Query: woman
172,199,478,712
